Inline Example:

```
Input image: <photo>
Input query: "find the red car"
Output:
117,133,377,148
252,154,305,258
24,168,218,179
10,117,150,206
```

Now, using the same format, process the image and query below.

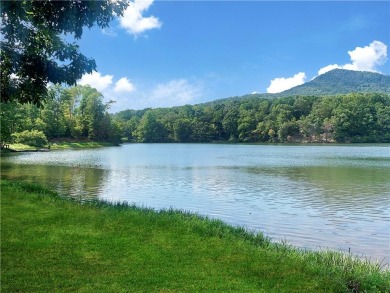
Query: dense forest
1,85,121,147
2,85,388,146
113,92,390,143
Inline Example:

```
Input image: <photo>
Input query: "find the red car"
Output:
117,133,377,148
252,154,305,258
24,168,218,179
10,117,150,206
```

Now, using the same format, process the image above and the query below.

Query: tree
237,103,258,142
0,102,18,143
122,116,141,142
293,96,317,119
1,0,128,105
58,86,79,137
278,120,299,142
135,111,167,143
71,85,110,141
255,120,276,142
191,119,214,142
173,118,192,142
376,106,390,142
12,130,48,148
332,94,377,142
222,104,239,141
270,103,294,126
41,86,67,138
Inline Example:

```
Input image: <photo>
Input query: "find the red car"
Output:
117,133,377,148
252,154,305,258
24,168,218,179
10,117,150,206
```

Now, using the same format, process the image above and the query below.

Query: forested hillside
1,88,389,146
279,69,390,97
113,93,390,143
205,69,390,105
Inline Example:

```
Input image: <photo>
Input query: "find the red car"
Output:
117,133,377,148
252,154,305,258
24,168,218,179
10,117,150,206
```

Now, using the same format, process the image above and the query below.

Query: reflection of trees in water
65,166,108,201
244,165,390,215
1,164,108,201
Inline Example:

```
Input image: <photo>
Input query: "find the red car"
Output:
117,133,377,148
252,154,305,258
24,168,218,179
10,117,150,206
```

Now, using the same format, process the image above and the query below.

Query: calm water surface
2,144,389,261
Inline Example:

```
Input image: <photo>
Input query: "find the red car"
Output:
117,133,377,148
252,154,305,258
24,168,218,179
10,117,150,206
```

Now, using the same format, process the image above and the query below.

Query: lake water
1,144,389,262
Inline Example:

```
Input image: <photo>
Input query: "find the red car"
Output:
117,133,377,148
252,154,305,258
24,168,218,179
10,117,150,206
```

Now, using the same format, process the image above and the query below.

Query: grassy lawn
3,141,116,152
49,141,116,150
1,180,389,292
6,143,38,151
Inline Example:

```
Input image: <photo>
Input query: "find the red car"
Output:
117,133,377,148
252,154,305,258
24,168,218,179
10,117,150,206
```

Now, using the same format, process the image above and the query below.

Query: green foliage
209,70,390,106
2,85,389,145
1,0,128,105
279,69,390,97
41,87,67,138
1,85,121,144
135,110,167,142
173,118,192,142
11,130,48,148
113,93,390,143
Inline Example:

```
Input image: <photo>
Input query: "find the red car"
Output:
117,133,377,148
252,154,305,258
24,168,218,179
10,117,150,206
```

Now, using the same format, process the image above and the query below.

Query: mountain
208,69,390,105
277,69,390,97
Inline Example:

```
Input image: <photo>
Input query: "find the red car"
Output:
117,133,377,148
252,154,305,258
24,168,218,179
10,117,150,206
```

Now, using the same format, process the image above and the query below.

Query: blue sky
76,1,390,112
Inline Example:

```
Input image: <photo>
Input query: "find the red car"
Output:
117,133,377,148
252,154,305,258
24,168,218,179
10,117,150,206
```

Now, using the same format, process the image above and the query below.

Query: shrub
11,130,48,147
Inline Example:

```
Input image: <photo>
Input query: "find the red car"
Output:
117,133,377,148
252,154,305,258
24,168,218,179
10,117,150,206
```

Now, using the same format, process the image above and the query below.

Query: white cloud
77,73,204,112
318,40,387,75
119,0,162,36
266,72,306,94
114,77,136,93
347,40,387,71
108,78,204,112
317,64,341,76
78,71,113,92
77,72,137,113
149,79,203,108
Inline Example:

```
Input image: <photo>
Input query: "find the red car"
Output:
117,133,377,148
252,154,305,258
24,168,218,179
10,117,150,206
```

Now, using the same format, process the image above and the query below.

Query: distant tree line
113,93,390,143
1,89,389,146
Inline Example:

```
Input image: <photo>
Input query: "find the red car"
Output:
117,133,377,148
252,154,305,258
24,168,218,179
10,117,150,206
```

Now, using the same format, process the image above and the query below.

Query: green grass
1,180,389,292
3,141,116,152
7,143,37,151
50,141,115,149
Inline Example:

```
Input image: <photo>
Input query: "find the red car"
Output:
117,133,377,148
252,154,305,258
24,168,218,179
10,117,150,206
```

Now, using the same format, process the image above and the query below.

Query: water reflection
1,162,107,201
1,144,389,261
244,165,390,215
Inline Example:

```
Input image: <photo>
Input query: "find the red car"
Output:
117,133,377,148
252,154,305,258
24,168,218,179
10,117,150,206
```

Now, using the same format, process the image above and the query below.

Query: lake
1,144,389,262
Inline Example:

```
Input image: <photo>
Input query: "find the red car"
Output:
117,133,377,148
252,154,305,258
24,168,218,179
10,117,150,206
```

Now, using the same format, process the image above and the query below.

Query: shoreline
1,141,119,153
1,179,389,292
2,140,389,153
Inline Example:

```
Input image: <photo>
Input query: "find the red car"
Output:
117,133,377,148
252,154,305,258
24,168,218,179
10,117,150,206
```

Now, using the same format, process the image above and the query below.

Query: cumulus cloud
317,64,341,76
77,73,204,112
149,79,203,108
77,71,137,113
266,40,388,93
114,77,136,93
318,40,387,75
78,71,113,92
107,78,204,112
266,72,306,94
119,0,162,36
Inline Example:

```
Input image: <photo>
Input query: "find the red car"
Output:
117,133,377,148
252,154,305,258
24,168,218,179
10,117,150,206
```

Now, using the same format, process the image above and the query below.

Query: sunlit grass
2,141,116,151
7,143,37,150
50,141,115,149
1,180,389,292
